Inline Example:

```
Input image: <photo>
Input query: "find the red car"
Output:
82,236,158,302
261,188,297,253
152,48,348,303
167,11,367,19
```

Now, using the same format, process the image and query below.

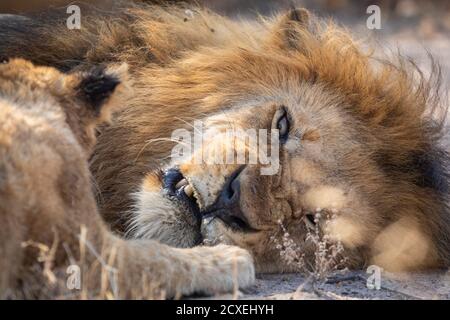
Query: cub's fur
1,2,449,273
0,59,254,298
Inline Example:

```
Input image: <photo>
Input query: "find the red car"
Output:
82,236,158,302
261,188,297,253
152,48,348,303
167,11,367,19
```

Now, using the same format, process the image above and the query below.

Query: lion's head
86,8,450,273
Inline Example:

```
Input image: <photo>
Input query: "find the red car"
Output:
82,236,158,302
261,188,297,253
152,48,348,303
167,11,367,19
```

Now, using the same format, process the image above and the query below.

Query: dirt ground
208,271,448,300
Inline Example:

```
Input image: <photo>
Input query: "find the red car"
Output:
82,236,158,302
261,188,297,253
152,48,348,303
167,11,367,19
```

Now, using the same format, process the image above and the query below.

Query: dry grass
271,211,348,283
7,227,168,300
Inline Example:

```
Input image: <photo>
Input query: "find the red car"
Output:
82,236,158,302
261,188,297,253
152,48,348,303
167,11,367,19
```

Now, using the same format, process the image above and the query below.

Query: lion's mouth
162,168,201,223
162,167,257,234
203,209,257,233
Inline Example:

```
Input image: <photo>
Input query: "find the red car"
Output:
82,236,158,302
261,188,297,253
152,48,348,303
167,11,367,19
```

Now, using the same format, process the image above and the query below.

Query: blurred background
1,0,450,85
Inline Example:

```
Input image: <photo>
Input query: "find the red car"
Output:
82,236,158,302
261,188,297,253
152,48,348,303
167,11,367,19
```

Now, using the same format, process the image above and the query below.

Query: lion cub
0,59,254,299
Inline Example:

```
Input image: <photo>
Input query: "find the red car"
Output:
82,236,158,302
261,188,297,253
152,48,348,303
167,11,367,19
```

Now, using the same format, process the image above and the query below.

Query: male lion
1,3,449,274
0,59,254,298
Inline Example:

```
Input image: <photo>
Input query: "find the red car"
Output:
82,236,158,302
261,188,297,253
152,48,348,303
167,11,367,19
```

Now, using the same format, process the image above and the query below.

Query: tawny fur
0,59,254,298
1,2,449,273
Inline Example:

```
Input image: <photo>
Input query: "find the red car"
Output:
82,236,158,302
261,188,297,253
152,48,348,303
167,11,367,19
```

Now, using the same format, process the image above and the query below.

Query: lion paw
174,244,255,297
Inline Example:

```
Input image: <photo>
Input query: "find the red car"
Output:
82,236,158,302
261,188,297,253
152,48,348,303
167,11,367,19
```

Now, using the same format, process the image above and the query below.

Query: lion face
121,9,449,272
129,81,380,272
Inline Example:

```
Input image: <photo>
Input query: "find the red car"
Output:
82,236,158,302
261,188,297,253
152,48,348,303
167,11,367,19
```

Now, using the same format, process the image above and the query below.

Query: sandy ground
197,271,450,300
213,271,448,300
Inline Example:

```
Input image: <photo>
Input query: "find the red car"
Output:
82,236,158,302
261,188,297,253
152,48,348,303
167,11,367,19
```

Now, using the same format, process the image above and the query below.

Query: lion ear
59,64,130,152
268,8,313,52
62,63,130,124
282,8,310,28
76,64,128,117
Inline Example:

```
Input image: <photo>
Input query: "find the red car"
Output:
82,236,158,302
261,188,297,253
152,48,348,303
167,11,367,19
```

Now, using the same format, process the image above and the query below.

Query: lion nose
208,166,254,231
202,166,253,231
221,172,240,205
218,166,243,206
